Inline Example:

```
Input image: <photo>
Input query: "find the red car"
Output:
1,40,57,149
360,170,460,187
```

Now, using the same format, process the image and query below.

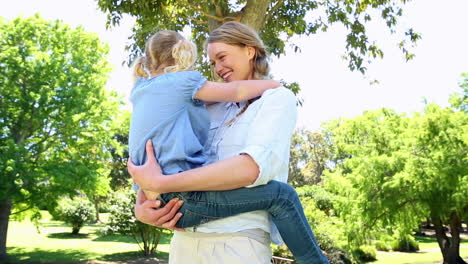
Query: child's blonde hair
133,30,197,79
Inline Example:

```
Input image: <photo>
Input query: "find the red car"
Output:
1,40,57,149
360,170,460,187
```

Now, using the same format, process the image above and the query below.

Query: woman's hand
128,140,166,193
134,189,185,231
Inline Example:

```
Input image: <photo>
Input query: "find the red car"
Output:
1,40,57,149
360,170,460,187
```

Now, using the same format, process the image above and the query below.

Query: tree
322,102,467,263
289,128,330,187
97,0,420,75
107,111,132,191
404,104,467,263
0,15,121,259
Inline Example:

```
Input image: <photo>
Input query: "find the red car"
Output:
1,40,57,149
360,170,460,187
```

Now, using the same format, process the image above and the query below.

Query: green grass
6,211,170,263
6,212,468,264
369,236,468,264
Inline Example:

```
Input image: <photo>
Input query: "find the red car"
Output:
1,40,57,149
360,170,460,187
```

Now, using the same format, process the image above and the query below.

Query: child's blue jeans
159,180,329,264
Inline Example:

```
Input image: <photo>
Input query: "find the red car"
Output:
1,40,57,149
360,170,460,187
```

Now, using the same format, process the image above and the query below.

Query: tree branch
365,198,416,229
180,0,224,22
11,204,34,215
266,0,285,23
190,16,208,25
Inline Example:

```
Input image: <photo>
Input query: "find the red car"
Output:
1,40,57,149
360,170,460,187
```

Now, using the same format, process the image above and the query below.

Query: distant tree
289,129,309,187
107,111,132,191
97,0,420,76
0,15,121,259
289,128,330,187
323,99,467,263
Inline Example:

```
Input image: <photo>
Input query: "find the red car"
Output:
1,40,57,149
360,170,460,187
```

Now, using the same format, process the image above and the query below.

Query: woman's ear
246,46,256,60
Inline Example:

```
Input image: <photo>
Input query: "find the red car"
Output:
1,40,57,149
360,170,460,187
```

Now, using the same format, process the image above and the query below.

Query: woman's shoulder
262,86,296,102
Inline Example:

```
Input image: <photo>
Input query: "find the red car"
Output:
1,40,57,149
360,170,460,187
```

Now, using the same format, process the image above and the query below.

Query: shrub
276,185,353,264
391,234,419,252
352,245,377,262
271,244,294,260
325,247,353,264
374,240,392,251
101,189,166,256
55,196,96,234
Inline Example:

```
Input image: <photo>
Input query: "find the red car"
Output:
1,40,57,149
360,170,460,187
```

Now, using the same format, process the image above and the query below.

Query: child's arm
193,80,281,102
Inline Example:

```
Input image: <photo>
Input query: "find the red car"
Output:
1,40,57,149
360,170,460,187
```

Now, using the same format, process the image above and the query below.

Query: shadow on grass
6,246,169,264
92,234,136,243
39,222,70,228
92,232,172,245
6,246,94,263
99,250,169,262
46,233,90,239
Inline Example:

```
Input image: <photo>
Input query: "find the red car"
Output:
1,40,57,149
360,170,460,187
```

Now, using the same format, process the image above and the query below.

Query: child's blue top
128,71,209,175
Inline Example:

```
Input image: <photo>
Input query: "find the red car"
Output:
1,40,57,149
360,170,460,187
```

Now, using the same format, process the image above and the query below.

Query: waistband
176,228,270,245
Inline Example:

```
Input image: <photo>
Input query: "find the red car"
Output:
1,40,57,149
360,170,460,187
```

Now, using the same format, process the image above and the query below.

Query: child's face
207,42,255,82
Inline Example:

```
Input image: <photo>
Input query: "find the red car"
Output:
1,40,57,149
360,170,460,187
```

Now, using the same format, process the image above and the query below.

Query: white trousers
169,230,272,264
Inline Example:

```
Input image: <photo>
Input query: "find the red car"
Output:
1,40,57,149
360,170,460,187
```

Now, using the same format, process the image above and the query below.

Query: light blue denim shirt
128,71,208,175
195,87,298,245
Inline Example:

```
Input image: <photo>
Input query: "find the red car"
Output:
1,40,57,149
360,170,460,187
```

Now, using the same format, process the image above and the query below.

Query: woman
128,21,328,264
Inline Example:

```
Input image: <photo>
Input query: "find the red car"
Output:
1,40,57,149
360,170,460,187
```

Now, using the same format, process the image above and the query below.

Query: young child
128,30,329,264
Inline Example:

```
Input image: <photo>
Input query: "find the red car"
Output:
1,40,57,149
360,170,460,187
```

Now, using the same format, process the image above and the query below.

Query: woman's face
207,42,256,82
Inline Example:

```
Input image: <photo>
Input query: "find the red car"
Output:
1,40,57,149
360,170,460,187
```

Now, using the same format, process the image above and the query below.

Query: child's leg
159,181,329,264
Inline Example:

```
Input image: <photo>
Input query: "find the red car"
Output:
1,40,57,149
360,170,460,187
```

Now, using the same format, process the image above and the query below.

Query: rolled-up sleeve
238,87,297,187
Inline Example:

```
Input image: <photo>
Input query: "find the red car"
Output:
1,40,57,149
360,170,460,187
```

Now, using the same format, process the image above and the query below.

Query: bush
271,244,294,260
55,196,96,234
374,240,392,251
352,245,377,262
272,185,353,264
391,235,419,252
101,189,166,256
325,247,353,264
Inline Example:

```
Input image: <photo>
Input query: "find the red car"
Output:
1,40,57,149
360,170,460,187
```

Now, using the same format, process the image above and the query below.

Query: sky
2,0,467,131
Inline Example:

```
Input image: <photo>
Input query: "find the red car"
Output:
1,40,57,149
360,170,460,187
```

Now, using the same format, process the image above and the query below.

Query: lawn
6,211,468,264
6,211,171,263
370,235,468,264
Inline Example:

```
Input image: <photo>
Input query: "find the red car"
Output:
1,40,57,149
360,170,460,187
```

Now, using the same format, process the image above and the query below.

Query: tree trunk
432,214,466,264
241,0,270,32
448,212,467,264
0,198,12,261
93,197,100,223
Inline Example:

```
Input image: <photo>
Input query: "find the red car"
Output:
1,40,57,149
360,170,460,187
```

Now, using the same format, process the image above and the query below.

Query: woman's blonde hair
205,21,270,80
133,30,197,79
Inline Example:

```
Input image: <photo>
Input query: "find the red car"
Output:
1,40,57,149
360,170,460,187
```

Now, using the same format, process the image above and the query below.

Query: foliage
96,0,420,76
101,189,166,256
391,234,419,252
352,245,377,262
449,73,468,113
289,129,331,187
374,240,392,252
55,196,96,234
271,244,294,261
320,89,468,262
107,111,132,190
0,14,122,258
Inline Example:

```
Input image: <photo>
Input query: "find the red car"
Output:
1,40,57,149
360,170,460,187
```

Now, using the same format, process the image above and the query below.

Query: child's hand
128,140,165,193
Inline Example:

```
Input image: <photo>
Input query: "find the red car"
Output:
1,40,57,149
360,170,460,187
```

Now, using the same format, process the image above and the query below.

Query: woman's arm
129,88,297,194
193,79,280,103
129,140,259,193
